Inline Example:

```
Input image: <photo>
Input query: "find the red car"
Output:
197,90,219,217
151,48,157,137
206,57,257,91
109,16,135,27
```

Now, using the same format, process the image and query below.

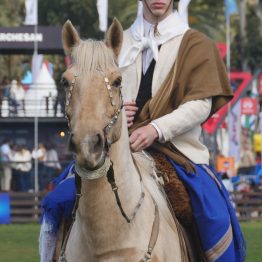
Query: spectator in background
1,77,10,117
54,83,66,117
254,176,262,192
2,76,11,99
32,143,47,191
221,172,234,193
221,172,235,209
0,138,13,191
0,80,3,117
10,78,25,116
12,145,32,191
236,180,252,193
43,143,61,190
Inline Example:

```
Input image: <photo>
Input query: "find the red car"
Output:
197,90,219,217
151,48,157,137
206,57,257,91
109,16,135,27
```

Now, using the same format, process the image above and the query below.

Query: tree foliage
0,0,28,80
189,0,225,41
244,5,262,73
0,0,260,81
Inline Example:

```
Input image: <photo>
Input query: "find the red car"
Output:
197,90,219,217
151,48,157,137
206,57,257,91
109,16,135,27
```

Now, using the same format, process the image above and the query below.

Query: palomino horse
59,19,188,262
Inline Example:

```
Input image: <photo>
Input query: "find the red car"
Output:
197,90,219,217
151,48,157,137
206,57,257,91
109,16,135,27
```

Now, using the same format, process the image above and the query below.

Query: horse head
61,19,123,170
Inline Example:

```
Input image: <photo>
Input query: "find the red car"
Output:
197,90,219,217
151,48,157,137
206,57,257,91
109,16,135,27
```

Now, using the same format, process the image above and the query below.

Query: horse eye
111,77,122,88
60,78,69,87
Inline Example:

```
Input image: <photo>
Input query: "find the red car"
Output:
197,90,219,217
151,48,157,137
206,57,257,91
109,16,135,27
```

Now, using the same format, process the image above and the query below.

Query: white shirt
142,19,154,74
0,143,12,161
32,148,47,162
44,149,61,170
12,150,32,172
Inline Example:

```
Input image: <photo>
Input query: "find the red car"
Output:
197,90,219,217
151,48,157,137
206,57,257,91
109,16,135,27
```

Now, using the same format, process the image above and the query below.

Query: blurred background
0,1,261,262
0,0,261,245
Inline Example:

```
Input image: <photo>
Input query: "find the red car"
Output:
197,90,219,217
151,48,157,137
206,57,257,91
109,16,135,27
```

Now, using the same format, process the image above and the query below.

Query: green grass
241,221,262,262
0,224,40,262
0,222,261,261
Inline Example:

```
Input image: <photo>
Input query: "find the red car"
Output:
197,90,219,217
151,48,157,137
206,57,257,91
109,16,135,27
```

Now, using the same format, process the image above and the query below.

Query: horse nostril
94,133,103,150
95,134,101,145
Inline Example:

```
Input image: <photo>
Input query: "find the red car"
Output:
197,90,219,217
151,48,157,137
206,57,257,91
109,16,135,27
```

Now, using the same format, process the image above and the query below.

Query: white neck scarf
119,0,190,68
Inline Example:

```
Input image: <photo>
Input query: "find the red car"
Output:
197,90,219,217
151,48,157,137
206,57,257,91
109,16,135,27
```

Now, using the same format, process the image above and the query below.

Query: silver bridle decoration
65,74,78,107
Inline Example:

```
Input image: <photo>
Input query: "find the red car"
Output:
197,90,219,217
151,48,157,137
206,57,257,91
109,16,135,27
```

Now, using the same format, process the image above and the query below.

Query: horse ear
62,20,81,55
105,18,123,58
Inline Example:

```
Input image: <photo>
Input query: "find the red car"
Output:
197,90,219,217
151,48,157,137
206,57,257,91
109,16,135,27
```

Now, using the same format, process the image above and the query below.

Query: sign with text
0,26,63,54
241,98,257,115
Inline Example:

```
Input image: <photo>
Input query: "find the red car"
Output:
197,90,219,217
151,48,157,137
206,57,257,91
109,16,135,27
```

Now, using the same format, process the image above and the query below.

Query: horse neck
78,112,142,229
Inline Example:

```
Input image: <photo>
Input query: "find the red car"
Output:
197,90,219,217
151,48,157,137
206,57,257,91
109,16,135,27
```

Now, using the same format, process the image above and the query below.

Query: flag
228,101,241,165
32,54,43,84
224,0,238,17
97,0,108,32
24,0,38,25
241,80,259,131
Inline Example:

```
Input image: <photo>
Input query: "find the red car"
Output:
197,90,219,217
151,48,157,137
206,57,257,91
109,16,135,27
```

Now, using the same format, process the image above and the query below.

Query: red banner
216,43,227,60
203,72,253,134
241,98,257,115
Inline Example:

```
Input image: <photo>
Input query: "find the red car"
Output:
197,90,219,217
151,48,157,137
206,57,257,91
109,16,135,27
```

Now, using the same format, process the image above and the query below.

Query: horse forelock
71,39,117,78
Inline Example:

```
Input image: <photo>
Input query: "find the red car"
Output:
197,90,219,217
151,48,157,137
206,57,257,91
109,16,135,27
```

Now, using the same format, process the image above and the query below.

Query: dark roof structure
0,26,63,54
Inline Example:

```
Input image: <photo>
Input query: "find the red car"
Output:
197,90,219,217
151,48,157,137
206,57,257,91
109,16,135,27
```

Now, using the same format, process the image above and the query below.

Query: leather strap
107,161,145,223
139,199,160,262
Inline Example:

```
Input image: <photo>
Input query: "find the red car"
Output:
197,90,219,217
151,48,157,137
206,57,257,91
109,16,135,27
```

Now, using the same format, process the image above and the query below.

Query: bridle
65,72,123,178
59,69,159,262
65,73,123,154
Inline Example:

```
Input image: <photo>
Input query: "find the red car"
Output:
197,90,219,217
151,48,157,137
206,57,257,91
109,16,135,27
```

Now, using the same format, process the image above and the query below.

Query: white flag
228,101,241,165
97,0,108,32
24,0,38,25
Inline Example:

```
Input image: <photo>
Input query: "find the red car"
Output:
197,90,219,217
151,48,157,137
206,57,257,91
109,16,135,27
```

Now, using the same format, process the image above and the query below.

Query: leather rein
59,72,159,262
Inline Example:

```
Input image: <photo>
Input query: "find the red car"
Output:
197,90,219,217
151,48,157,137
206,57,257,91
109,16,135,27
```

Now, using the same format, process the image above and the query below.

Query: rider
120,0,245,261
40,1,245,261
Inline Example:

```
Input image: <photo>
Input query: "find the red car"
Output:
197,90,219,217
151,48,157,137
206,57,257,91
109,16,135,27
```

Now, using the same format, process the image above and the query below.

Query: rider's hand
129,124,159,152
123,101,138,128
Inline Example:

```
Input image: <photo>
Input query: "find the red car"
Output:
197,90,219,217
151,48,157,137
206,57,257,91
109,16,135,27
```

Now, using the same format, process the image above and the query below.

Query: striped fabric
169,160,246,262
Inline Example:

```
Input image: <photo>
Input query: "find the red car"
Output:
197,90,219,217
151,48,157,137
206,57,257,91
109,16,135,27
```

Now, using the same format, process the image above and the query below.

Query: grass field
0,222,261,262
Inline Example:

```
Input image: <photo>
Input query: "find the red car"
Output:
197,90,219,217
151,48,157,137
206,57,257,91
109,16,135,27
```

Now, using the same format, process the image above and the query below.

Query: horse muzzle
77,133,107,170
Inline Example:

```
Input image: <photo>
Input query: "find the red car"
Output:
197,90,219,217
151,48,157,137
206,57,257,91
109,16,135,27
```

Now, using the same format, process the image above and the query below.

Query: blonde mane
71,40,116,77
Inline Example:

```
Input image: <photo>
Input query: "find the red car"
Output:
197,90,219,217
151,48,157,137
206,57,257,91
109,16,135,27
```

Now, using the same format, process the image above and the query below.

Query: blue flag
225,0,238,17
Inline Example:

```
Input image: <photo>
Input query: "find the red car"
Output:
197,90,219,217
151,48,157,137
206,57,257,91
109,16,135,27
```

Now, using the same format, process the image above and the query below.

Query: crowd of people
0,76,65,117
0,138,61,192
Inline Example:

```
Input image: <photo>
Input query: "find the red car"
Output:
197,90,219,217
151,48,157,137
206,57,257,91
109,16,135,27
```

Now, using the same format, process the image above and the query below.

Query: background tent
25,62,57,117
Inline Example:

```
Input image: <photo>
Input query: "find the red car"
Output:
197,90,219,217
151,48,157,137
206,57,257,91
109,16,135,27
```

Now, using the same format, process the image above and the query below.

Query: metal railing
4,191,262,224
0,85,65,118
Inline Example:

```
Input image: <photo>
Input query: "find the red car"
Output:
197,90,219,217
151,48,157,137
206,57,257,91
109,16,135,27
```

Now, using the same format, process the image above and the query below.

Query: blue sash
41,162,76,233
169,160,246,262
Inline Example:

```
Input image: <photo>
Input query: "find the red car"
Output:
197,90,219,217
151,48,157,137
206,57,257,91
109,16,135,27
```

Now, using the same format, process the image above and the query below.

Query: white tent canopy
25,62,57,117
